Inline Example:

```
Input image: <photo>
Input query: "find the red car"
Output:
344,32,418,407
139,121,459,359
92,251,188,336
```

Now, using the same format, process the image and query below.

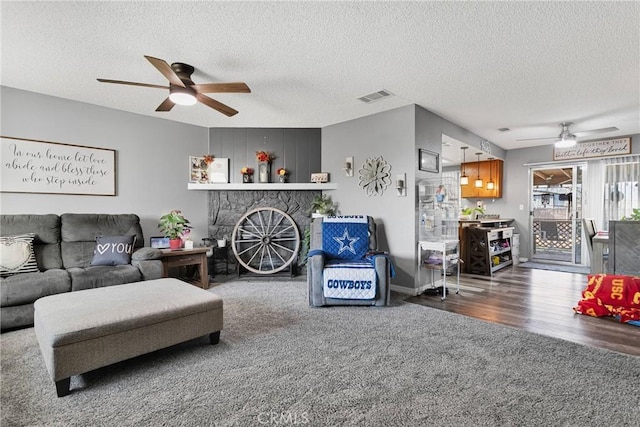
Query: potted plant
309,194,337,217
276,167,288,183
158,210,192,250
622,208,640,221
460,206,485,220
256,151,274,183
241,167,254,183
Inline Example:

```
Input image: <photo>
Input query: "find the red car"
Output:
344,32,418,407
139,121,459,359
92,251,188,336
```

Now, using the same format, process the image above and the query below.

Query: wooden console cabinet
465,226,514,276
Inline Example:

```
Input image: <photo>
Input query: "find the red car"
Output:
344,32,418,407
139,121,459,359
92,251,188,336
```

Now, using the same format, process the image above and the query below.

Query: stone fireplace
207,190,321,274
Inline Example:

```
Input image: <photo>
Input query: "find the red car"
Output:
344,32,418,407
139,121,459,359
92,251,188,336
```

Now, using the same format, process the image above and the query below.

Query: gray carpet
518,261,590,275
2,279,639,426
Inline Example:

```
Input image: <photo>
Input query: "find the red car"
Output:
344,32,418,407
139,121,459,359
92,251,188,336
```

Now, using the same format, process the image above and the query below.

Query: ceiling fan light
555,136,577,148
169,85,197,106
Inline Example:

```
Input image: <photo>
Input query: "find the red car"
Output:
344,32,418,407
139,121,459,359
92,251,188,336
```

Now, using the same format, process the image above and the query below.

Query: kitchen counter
459,218,514,227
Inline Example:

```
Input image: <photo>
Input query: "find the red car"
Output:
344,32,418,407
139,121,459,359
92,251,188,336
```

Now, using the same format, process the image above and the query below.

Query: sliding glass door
530,164,586,265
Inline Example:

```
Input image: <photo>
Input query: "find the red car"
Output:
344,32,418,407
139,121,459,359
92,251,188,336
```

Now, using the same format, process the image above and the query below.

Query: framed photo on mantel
419,149,439,173
189,156,229,183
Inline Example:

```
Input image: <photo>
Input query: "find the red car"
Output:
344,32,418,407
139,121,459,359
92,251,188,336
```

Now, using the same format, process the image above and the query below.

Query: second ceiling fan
97,55,250,117
517,122,619,147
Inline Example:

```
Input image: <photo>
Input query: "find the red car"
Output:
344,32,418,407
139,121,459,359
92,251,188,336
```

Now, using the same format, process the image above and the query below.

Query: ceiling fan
97,55,250,117
517,122,618,148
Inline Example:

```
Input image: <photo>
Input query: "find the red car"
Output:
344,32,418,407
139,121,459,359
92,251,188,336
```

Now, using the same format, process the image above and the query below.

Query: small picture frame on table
150,236,170,249
419,149,439,173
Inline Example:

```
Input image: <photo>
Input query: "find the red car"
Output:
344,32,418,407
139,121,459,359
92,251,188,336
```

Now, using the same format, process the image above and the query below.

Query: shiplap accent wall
208,128,321,184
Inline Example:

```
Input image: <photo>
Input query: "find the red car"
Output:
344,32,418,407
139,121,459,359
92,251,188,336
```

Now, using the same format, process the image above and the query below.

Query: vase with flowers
276,167,288,183
158,210,192,250
256,151,274,183
241,167,254,183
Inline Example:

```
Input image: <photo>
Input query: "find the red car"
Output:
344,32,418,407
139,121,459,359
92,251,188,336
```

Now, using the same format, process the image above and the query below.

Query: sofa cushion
0,269,71,306
0,233,39,277
67,265,142,291
0,214,62,270
60,214,143,268
90,235,137,266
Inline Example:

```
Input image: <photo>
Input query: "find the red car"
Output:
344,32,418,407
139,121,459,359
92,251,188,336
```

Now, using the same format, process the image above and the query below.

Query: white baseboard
391,279,445,296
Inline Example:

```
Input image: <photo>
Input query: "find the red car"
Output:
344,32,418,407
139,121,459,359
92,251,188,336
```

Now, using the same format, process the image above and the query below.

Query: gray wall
323,104,511,291
1,86,209,243
322,105,417,288
209,128,320,183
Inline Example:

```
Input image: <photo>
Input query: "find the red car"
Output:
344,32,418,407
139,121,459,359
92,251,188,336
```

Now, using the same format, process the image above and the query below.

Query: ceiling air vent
358,89,393,104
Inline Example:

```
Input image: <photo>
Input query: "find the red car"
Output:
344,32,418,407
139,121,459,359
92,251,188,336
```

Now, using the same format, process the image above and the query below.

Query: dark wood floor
407,266,640,357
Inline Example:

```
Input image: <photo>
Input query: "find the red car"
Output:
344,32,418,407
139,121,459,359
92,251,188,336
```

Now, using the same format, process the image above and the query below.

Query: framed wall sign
553,137,632,161
1,136,116,195
419,149,439,173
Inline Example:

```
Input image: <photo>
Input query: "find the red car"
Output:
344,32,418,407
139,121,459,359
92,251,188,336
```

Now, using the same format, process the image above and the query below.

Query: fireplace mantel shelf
188,183,338,191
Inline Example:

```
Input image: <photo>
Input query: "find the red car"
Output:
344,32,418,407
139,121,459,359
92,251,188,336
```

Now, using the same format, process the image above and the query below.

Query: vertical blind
603,155,640,228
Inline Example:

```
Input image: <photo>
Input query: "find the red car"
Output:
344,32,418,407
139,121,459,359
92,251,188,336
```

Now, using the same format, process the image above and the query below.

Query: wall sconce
474,152,483,188
460,147,469,186
396,173,407,197
343,156,354,177
486,157,495,190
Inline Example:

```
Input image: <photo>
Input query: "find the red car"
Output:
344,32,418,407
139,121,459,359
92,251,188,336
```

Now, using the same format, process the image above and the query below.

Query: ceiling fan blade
144,55,185,87
516,136,558,142
191,82,251,93
97,78,168,89
196,93,238,117
573,127,619,138
155,98,175,112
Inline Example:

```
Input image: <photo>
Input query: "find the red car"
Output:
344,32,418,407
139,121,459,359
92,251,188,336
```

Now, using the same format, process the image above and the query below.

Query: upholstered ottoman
34,278,223,397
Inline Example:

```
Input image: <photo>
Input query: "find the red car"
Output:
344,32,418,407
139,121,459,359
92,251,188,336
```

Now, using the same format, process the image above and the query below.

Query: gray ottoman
34,278,223,397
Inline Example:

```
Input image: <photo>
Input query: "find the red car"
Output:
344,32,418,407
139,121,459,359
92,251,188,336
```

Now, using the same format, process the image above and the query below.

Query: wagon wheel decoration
231,207,301,274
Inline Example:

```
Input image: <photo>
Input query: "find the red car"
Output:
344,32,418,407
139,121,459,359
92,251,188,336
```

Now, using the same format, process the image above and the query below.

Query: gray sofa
1,214,163,331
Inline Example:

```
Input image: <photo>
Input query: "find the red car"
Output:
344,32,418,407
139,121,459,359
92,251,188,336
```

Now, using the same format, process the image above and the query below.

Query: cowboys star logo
333,228,360,255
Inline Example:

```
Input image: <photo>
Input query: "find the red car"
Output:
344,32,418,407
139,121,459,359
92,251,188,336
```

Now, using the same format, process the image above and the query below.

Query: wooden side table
160,247,209,289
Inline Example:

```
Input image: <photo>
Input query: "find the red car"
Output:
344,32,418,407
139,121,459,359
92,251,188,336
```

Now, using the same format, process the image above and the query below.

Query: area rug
518,261,590,275
2,279,639,426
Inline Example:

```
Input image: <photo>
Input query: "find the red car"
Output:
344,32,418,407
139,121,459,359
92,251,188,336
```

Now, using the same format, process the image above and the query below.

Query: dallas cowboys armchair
307,215,392,307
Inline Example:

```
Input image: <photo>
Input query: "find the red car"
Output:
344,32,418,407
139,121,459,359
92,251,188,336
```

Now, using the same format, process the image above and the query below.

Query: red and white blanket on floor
574,274,640,324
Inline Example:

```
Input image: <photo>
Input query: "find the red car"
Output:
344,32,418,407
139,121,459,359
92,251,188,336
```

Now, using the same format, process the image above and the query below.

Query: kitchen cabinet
460,159,503,199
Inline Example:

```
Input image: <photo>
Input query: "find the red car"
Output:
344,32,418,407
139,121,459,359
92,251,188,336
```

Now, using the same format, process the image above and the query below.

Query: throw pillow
0,233,40,277
90,235,137,266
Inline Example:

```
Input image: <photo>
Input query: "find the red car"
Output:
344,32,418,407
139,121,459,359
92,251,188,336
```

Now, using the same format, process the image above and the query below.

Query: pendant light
474,153,483,188
460,147,469,186
486,157,495,190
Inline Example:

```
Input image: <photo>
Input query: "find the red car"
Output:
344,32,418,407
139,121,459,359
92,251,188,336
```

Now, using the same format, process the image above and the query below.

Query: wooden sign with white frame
1,136,116,195
553,137,632,161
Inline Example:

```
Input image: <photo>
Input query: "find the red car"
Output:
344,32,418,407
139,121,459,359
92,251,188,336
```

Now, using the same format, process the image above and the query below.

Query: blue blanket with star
322,215,369,260
321,216,376,299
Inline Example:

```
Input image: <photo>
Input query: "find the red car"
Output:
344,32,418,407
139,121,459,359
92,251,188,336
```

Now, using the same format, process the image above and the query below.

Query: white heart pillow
0,233,39,276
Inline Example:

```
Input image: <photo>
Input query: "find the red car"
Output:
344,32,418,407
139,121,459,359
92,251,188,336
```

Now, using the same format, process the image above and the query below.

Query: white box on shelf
208,158,229,183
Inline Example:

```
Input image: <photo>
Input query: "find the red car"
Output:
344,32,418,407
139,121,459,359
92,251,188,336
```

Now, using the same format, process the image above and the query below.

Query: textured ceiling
2,1,639,159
